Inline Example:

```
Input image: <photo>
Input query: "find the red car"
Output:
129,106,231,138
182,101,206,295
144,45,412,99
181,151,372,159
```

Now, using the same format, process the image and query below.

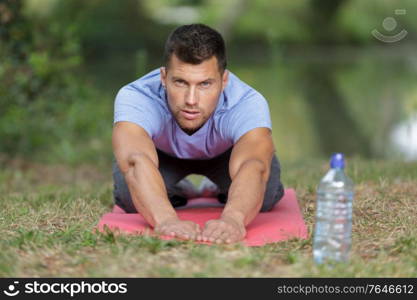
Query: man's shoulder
116,68,167,109
120,68,162,94
114,68,169,122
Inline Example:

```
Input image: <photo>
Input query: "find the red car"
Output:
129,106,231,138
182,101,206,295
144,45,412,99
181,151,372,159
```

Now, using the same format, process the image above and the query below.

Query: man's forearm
124,154,178,227
221,160,268,226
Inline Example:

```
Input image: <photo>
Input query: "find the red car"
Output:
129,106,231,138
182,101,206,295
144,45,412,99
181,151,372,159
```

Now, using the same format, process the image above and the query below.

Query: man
112,24,284,244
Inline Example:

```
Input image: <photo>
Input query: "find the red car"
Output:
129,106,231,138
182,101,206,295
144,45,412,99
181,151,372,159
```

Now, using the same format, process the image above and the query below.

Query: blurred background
1,0,417,168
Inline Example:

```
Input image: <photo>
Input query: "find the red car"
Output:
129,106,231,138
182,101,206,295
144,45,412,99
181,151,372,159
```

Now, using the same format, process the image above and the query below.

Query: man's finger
201,224,217,242
201,222,214,235
208,227,225,243
218,230,232,243
179,227,199,240
175,228,191,239
215,228,235,244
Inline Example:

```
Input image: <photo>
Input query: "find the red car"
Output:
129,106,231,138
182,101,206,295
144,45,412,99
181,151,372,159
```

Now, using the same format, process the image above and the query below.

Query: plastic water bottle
313,153,354,264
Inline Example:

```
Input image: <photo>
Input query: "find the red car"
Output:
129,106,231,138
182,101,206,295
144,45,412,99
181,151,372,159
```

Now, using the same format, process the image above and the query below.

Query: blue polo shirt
114,68,272,159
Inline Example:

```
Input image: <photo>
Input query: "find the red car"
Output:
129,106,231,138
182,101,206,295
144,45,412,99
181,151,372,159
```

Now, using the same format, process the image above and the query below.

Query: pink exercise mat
95,188,308,246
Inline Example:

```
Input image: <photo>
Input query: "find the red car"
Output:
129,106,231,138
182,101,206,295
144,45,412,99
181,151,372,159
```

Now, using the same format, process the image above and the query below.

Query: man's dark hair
163,24,227,73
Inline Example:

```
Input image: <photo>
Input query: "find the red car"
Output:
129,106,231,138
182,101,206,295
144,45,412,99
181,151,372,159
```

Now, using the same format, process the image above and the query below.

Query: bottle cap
330,153,345,169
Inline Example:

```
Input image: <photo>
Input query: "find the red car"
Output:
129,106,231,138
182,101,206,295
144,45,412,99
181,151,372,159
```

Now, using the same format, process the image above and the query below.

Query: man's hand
154,218,201,240
197,216,246,244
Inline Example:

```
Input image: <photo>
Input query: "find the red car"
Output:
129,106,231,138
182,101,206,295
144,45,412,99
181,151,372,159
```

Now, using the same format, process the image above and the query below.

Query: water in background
231,44,417,162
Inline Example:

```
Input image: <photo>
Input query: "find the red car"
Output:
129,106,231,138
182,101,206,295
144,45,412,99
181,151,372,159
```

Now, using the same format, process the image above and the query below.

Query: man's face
160,54,228,135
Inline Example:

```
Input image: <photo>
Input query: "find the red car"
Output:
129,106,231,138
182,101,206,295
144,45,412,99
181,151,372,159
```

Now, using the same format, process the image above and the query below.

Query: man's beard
179,122,204,135
169,105,208,136
176,116,206,135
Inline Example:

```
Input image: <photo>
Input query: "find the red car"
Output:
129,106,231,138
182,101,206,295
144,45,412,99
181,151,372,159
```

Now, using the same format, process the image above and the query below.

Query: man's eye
175,80,186,86
200,82,211,88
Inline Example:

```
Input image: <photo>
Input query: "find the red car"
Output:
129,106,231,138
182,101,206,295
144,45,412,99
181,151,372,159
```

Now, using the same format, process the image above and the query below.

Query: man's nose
185,86,198,106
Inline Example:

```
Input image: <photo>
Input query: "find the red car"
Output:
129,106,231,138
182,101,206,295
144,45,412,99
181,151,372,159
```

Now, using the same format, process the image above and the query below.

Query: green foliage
0,0,111,164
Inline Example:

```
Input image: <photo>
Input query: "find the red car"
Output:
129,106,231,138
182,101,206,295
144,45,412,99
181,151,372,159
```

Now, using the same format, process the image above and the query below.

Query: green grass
0,158,416,277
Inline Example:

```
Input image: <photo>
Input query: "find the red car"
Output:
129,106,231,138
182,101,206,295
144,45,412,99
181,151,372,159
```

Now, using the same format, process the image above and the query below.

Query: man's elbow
118,152,154,176
245,158,267,172
127,152,145,165
233,158,270,182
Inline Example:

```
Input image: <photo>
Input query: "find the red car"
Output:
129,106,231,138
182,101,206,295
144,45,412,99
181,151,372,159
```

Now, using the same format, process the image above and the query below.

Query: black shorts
112,148,284,213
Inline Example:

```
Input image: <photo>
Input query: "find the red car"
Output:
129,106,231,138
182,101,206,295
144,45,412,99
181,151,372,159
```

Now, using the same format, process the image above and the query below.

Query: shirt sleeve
224,91,272,144
113,86,164,139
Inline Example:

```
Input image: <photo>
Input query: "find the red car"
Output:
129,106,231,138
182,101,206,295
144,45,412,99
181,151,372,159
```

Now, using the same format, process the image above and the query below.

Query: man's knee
260,182,284,212
217,154,284,212
260,155,284,212
112,159,138,213
112,158,190,211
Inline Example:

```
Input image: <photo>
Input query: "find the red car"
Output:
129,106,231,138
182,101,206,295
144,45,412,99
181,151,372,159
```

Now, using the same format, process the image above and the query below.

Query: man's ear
160,67,167,87
222,70,229,90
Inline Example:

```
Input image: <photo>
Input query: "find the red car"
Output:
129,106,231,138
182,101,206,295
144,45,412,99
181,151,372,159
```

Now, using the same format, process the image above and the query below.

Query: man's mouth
181,109,201,120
